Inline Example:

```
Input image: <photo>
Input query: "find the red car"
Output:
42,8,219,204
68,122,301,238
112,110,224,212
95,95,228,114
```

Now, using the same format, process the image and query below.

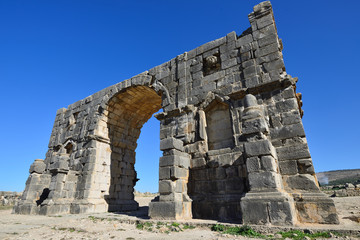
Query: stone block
159,155,190,168
268,200,296,225
261,155,277,172
236,34,253,48
252,24,276,40
256,14,274,29
241,199,268,224
190,168,208,181
214,168,226,179
225,166,238,178
160,137,184,151
245,76,260,88
170,166,188,179
159,180,174,194
248,172,281,190
226,31,237,43
29,159,46,174
257,51,281,65
295,193,339,224
279,160,298,175
242,118,269,135
269,115,282,128
240,51,252,62
196,36,226,55
254,42,278,57
241,192,296,225
149,201,192,220
283,174,319,191
243,65,257,78
275,98,298,112
281,111,301,125
217,154,233,167
276,143,311,161
190,157,206,169
246,157,260,173
282,87,295,99
257,33,278,47
297,159,315,174
244,140,276,158
159,167,170,180
174,179,187,193
242,59,256,69
222,58,237,69
263,59,284,72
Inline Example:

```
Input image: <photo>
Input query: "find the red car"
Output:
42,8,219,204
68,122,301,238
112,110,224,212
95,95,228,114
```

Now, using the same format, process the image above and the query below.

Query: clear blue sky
0,0,359,193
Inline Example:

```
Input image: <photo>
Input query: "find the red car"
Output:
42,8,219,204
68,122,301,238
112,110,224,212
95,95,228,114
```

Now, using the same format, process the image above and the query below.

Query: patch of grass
211,224,225,232
211,224,265,238
136,223,144,230
0,205,13,211
275,230,342,239
144,222,153,227
53,227,79,233
183,224,195,230
135,222,154,232
171,222,180,227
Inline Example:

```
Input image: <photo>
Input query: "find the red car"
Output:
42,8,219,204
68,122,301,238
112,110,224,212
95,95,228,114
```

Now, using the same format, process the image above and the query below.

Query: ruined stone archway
15,1,340,226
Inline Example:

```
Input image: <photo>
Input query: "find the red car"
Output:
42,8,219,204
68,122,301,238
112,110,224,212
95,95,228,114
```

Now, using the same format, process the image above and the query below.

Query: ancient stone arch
14,1,339,225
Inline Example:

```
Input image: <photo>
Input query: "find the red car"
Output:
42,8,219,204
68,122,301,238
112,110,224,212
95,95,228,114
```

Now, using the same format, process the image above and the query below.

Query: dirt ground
1,196,359,240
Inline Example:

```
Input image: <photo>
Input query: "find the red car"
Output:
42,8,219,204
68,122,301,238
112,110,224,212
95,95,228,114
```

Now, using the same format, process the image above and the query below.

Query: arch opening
104,86,162,212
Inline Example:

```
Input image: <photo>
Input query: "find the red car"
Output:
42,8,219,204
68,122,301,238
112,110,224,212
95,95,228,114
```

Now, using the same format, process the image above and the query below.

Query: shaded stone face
14,1,339,226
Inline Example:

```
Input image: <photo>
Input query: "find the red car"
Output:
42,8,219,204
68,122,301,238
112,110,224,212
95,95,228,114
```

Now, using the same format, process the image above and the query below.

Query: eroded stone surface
14,1,338,226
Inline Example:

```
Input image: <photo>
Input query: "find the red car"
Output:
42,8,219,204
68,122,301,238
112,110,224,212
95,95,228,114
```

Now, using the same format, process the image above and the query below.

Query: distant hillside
317,169,360,186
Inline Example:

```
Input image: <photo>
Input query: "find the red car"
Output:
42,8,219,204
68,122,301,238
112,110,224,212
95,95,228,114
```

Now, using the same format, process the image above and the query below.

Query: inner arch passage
105,86,162,212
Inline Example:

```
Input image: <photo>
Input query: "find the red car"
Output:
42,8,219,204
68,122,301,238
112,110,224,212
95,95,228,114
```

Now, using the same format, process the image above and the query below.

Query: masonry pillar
240,94,296,225
13,159,51,214
149,134,192,219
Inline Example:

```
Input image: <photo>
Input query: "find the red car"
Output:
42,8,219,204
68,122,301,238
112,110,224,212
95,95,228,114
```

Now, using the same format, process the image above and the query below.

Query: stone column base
294,193,339,224
149,201,192,220
107,200,139,212
241,192,296,225
70,199,108,214
13,201,40,215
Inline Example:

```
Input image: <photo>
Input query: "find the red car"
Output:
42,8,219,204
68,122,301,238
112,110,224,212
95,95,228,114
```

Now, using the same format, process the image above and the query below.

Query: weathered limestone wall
14,1,339,225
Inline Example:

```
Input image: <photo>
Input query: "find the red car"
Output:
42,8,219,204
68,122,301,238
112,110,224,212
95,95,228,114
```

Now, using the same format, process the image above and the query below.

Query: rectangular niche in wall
205,101,234,150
